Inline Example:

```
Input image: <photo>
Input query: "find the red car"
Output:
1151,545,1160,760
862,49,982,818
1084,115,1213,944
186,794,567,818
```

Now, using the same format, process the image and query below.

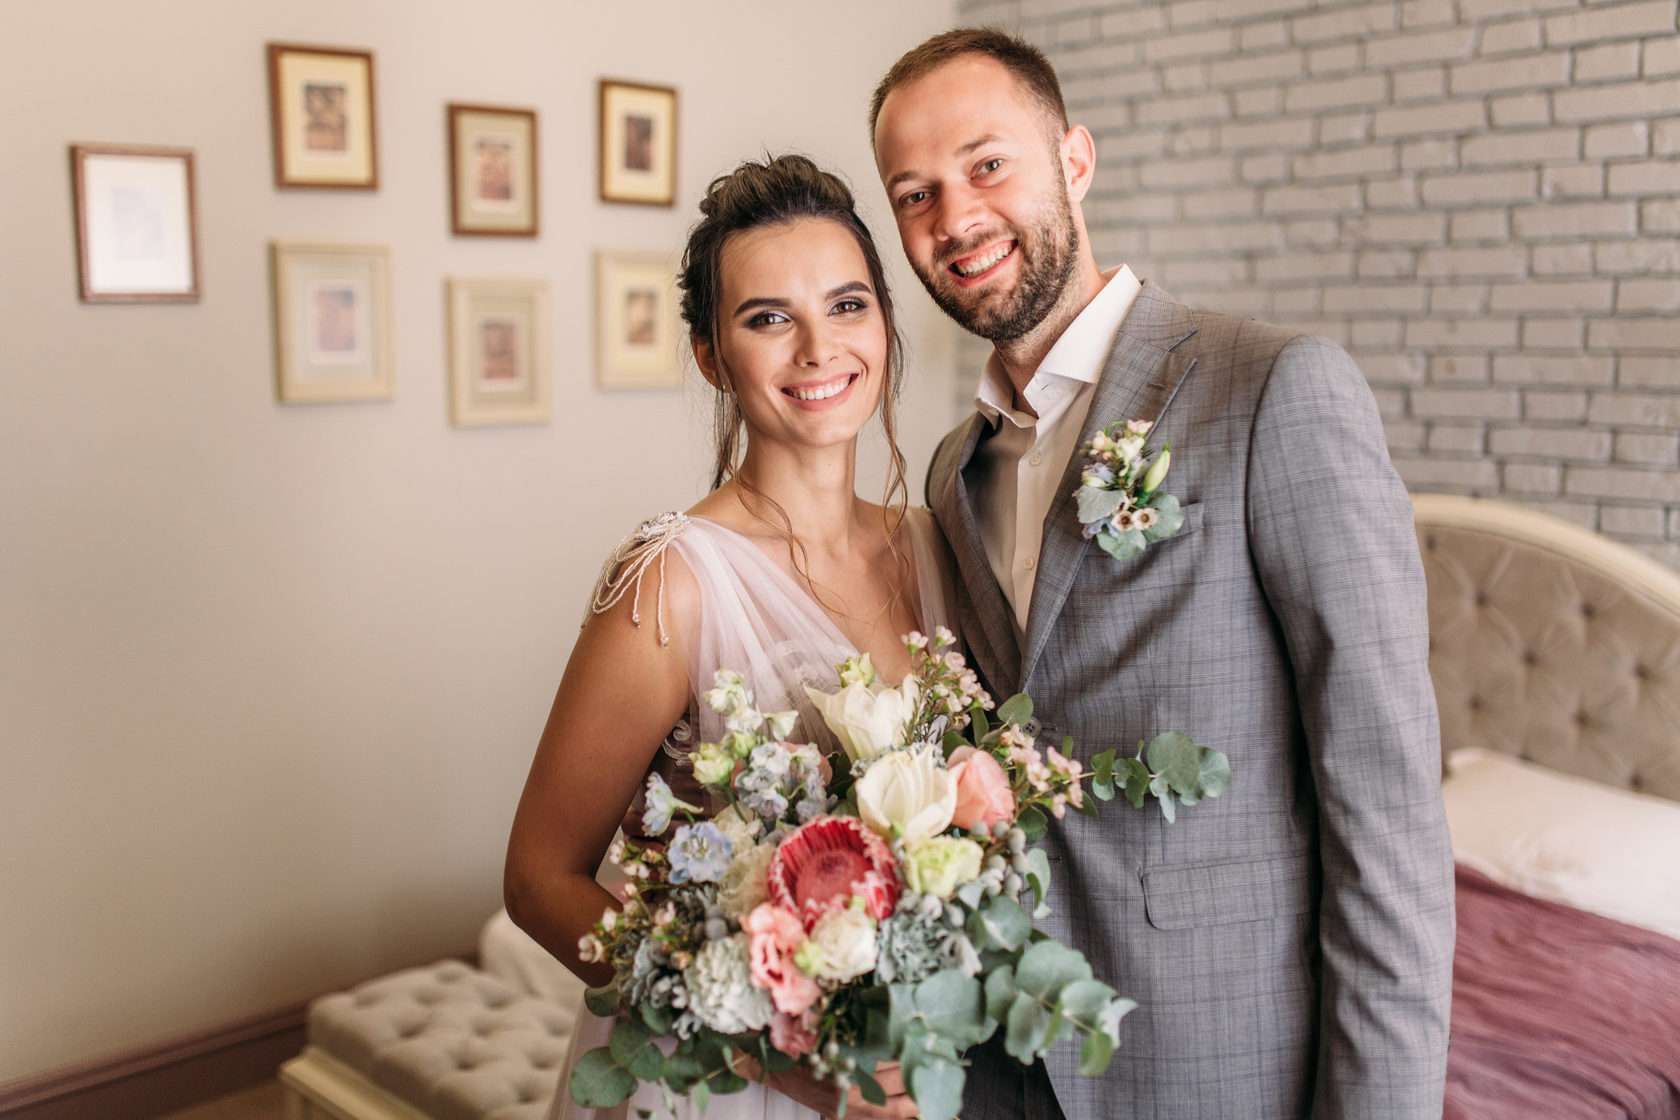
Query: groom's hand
763,1059,919,1119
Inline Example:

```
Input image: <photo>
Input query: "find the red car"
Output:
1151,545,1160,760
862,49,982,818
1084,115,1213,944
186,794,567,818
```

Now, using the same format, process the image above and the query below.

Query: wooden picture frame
270,242,393,404
70,143,200,303
595,250,682,390
447,277,552,427
598,79,677,206
267,43,379,189
447,103,538,237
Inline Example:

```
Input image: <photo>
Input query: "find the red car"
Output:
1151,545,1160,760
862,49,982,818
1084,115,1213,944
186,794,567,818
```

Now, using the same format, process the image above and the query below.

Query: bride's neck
728,441,864,558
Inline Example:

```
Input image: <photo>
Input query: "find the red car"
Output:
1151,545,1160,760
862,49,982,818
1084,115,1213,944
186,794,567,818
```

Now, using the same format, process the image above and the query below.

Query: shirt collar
974,264,1143,428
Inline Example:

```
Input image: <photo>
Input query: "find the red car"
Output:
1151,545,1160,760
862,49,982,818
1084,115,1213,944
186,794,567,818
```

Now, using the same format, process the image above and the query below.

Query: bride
504,155,949,1120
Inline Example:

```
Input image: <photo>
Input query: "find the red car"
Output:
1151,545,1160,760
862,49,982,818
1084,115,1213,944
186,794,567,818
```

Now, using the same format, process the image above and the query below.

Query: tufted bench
280,960,570,1120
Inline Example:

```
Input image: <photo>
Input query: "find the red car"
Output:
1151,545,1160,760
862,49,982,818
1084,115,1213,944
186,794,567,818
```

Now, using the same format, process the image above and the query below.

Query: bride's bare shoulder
584,511,702,652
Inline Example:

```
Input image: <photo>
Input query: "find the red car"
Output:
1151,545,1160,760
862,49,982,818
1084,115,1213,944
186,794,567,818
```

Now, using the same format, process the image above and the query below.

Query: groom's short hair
869,28,1068,140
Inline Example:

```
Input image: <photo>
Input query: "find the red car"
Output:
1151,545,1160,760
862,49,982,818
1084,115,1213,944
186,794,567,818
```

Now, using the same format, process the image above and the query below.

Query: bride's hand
741,1054,920,1119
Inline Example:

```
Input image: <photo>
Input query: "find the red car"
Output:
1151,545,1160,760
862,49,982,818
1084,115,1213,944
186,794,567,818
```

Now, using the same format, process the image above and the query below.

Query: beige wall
0,0,957,1081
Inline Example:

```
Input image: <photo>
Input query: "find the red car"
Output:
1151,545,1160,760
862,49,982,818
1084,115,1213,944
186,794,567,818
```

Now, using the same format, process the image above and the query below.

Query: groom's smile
947,239,1018,285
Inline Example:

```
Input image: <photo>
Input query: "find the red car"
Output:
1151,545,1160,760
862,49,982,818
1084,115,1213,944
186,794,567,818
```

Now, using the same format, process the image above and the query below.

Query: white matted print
71,144,200,303
448,104,537,236
268,43,377,189
270,242,392,403
596,251,681,390
448,277,551,427
598,80,676,206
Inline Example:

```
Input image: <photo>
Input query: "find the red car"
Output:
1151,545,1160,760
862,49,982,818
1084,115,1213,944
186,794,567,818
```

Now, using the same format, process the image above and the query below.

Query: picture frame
447,103,538,237
267,42,378,189
595,250,682,391
447,277,552,427
598,79,677,206
70,143,200,303
270,242,393,404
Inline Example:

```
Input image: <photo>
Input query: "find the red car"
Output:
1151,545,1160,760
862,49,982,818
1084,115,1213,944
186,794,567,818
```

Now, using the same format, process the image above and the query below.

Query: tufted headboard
1414,494,1680,803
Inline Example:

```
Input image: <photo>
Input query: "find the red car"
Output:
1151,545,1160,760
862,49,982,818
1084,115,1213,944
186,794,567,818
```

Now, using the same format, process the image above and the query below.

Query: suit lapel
1018,283,1201,692
933,413,1022,693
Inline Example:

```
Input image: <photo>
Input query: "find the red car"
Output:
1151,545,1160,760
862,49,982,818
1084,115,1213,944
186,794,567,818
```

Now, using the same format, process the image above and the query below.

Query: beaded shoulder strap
588,511,690,647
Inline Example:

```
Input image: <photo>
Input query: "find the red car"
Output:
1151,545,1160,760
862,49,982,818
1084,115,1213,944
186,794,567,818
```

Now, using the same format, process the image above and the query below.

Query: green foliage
1077,486,1126,525
570,1047,636,1108
967,895,1031,953
1098,732,1232,821
1143,492,1185,540
996,693,1033,727
1096,529,1147,561
583,983,621,1017
988,941,1135,1076
1024,849,1052,915
609,1018,663,1081
1017,804,1048,841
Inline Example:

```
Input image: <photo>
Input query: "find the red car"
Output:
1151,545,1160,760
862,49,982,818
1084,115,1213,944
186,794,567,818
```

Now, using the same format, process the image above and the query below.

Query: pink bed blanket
1447,864,1680,1119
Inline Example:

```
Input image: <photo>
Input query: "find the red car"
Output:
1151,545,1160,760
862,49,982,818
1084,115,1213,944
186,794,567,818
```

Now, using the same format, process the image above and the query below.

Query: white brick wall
953,0,1680,566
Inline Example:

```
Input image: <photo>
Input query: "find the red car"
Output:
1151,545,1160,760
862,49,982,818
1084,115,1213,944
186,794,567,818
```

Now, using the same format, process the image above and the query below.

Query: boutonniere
1073,418,1185,561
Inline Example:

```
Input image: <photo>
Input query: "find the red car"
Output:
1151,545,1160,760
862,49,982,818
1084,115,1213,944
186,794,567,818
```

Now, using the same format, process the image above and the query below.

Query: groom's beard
912,187,1080,343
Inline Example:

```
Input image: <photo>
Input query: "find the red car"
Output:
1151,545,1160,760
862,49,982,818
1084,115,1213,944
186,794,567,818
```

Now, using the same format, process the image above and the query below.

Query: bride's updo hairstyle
679,154,909,532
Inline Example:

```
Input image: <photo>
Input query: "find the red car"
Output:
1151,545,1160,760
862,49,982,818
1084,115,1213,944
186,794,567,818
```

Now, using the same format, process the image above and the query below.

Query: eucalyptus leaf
1014,940,1093,1001
855,1070,886,1107
915,969,986,1043
968,895,1031,953
1099,996,1139,1041
1017,805,1048,842
609,1018,663,1081
1079,1029,1116,1076
1005,994,1053,1061
1143,492,1185,540
659,1051,702,1092
1096,528,1147,561
1146,731,1202,797
997,694,1034,727
910,1056,967,1120
1158,791,1177,823
1024,849,1052,910
570,1048,636,1108
955,878,987,909
1057,978,1119,1025
1199,748,1232,798
970,705,990,739
691,1080,711,1114
1119,757,1151,809
584,983,621,1017
1076,485,1126,525
984,964,1017,1022
640,1002,674,1034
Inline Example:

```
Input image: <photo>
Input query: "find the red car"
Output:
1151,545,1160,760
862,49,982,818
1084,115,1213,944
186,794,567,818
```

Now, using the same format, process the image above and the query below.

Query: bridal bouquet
571,628,1179,1119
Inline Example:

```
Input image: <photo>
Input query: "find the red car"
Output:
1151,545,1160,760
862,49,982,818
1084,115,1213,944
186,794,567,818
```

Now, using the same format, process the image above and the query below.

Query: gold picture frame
448,103,538,237
447,277,552,427
69,142,201,303
598,79,676,206
270,242,393,404
596,250,682,391
267,43,378,190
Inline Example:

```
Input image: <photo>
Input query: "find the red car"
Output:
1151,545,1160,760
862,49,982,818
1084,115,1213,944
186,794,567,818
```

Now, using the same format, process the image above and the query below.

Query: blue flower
668,822,733,884
643,772,700,836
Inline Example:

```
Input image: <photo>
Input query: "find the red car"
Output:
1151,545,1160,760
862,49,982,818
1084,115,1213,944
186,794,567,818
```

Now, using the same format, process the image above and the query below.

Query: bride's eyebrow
733,282,873,317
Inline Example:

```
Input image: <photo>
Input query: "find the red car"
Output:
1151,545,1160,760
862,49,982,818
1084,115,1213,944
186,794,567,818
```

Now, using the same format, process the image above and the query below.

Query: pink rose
948,746,1016,833
770,1010,819,1058
744,903,821,1016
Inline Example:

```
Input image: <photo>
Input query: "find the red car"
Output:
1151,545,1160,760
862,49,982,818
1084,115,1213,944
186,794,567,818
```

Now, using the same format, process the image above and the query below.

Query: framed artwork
70,143,200,303
598,79,676,206
267,43,378,189
270,242,393,403
447,103,538,237
447,277,551,427
596,250,681,390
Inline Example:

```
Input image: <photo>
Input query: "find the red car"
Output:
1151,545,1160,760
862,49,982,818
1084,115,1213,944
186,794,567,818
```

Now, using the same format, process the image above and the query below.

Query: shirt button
1029,451,1043,467
1023,556,1036,571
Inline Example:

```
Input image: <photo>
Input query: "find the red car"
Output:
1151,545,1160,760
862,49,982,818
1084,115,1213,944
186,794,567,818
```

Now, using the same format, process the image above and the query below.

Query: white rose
803,677,920,764
799,906,878,983
855,747,956,843
711,805,762,852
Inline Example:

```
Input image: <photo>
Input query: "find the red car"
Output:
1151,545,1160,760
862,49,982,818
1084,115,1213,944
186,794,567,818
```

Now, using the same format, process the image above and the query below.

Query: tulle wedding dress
548,508,953,1120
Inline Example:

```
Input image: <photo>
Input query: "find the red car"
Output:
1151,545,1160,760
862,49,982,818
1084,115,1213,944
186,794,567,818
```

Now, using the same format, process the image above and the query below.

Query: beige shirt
969,265,1143,636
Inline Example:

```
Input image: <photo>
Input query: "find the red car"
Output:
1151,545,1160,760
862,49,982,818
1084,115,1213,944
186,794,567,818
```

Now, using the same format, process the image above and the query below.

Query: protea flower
768,816,899,930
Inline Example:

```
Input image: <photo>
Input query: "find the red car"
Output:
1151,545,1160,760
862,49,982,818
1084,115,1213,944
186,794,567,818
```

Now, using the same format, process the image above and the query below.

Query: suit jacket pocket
1142,853,1317,930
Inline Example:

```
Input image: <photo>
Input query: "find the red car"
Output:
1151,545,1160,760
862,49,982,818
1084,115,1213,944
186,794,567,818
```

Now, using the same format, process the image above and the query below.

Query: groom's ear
1058,124,1097,204
692,336,723,391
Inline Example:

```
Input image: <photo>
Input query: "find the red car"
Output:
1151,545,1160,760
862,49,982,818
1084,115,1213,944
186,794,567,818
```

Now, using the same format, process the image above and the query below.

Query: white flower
1126,419,1154,436
804,676,920,764
838,654,877,688
683,933,772,1034
712,804,762,851
855,747,957,843
1115,435,1146,464
765,709,798,741
799,906,878,983
717,841,776,920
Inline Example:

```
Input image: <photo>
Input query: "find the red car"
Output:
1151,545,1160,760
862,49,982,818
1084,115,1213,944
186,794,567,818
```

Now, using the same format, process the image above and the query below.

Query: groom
871,29,1455,1120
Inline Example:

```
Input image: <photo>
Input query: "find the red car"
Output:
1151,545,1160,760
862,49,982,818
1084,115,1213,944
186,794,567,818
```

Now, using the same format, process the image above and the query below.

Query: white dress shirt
969,265,1143,636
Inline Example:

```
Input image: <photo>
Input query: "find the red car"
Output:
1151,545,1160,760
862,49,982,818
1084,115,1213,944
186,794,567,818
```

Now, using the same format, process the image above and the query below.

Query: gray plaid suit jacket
929,283,1455,1119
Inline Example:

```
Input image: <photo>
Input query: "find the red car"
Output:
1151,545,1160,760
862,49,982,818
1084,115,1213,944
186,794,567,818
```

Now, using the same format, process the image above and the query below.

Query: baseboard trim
0,949,478,1120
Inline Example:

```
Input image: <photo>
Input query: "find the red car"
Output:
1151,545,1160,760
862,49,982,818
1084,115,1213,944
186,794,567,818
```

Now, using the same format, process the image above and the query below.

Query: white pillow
1443,747,1680,940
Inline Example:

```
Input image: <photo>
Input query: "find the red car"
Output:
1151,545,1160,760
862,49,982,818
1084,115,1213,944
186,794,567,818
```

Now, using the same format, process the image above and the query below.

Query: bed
480,494,1680,1115
1418,494,1680,1118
